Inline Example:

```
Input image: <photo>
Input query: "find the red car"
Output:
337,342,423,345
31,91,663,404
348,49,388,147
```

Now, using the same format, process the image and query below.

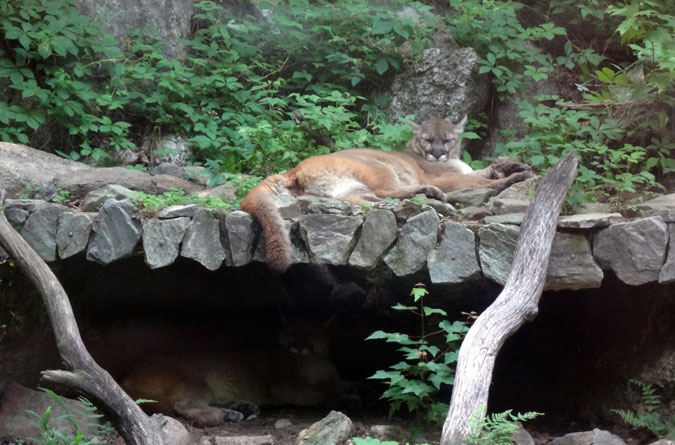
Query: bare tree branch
441,151,578,444
0,195,165,445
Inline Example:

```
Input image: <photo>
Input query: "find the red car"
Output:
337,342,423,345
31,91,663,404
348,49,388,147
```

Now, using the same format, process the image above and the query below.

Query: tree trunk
0,195,165,445
441,151,578,444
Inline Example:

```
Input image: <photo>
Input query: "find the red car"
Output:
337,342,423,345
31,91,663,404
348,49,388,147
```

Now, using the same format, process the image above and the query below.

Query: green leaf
374,58,389,75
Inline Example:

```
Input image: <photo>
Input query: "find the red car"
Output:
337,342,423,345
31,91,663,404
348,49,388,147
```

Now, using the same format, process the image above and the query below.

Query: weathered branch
0,194,165,445
441,151,578,444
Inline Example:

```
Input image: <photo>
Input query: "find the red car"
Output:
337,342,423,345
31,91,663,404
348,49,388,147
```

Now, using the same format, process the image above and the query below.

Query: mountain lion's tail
240,174,292,274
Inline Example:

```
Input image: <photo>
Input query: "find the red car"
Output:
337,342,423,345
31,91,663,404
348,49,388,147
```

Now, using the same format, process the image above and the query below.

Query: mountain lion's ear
452,115,468,133
407,118,422,133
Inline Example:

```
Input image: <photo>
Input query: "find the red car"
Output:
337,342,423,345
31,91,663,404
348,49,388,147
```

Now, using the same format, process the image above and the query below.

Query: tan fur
121,322,356,427
240,116,533,273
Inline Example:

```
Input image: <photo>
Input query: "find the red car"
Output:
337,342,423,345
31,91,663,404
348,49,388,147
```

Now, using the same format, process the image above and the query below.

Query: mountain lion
241,116,533,273
121,321,357,427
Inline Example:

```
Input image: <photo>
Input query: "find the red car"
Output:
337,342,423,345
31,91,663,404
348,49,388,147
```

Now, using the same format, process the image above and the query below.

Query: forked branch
0,195,165,445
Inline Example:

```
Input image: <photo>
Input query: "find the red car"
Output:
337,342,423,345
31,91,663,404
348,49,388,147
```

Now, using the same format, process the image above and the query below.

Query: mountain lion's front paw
419,185,447,202
221,408,246,422
490,160,532,178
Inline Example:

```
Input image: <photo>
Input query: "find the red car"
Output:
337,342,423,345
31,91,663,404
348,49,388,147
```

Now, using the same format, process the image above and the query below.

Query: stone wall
5,193,675,291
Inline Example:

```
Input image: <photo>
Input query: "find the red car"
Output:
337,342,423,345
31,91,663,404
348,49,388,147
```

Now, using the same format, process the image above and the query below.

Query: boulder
181,209,226,271
57,212,96,259
54,167,201,200
299,214,362,265
549,428,626,445
296,410,353,445
387,47,489,122
659,224,675,283
637,193,675,222
349,209,397,268
593,216,668,286
478,224,603,290
86,199,142,264
143,217,190,269
81,184,140,211
77,0,194,59
384,210,439,276
222,210,259,267
428,221,481,284
0,142,87,199
19,202,69,262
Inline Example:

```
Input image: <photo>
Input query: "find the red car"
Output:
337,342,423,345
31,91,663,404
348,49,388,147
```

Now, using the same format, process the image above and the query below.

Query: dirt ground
98,407,442,445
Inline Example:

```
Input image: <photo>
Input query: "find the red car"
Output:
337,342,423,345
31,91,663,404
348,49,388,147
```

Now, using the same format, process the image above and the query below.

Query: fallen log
0,192,165,445
441,151,578,444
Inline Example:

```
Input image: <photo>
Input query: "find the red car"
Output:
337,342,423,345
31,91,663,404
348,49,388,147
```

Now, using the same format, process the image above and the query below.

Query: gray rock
485,175,538,214
478,224,603,290
388,47,488,122
461,206,492,221
274,418,293,429
299,214,362,265
154,414,191,445
57,212,95,259
0,142,87,199
296,410,353,445
4,198,51,213
194,183,237,203
637,193,675,222
304,197,359,215
547,233,603,290
417,197,456,217
20,203,68,262
478,223,519,285
81,184,140,211
141,134,193,166
446,188,495,207
392,199,432,221
494,175,539,200
214,435,274,445
512,425,535,445
573,202,614,214
77,0,193,59
87,199,141,264
143,217,190,269
158,204,199,219
0,383,103,440
648,440,675,445
428,221,481,284
349,209,397,268
557,213,623,229
275,193,302,219
549,428,626,445
486,197,531,215
365,425,409,444
224,211,259,267
384,210,439,276
593,216,668,285
54,166,201,200
181,210,226,271
659,224,675,283
484,213,525,225
5,207,29,230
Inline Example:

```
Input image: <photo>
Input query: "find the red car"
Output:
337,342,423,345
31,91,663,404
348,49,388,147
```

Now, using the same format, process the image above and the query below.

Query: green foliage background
1,0,674,205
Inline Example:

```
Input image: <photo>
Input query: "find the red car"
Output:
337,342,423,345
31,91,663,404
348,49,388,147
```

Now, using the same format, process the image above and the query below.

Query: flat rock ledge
4,193,675,290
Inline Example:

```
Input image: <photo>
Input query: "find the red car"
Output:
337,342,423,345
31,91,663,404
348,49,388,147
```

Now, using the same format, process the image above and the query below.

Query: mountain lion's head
406,116,467,163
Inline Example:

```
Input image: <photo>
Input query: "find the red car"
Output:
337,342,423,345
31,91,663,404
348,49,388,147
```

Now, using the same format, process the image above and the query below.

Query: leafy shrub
468,407,543,445
367,284,469,426
26,388,114,445
612,380,675,440
0,0,431,184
